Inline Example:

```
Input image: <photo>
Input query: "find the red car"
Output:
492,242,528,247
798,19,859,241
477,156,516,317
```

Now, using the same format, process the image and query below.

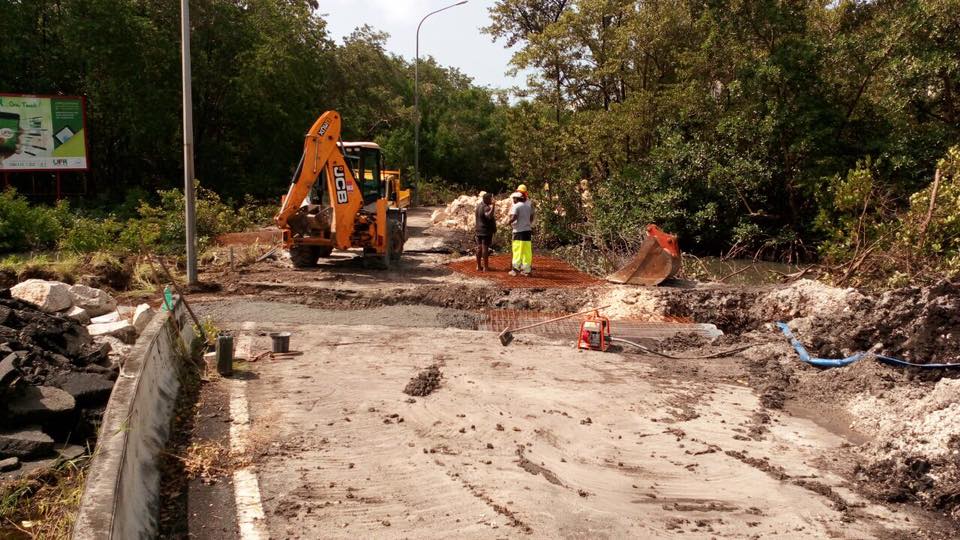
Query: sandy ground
167,207,958,539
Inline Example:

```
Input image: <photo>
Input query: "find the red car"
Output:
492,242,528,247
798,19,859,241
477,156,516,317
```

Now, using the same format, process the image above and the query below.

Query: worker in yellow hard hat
508,185,534,276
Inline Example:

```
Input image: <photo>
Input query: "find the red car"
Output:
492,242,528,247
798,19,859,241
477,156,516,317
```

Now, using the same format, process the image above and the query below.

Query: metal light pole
414,0,468,206
181,0,198,284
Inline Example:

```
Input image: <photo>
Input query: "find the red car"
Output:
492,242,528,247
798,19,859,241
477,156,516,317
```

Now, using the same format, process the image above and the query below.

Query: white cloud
319,0,432,24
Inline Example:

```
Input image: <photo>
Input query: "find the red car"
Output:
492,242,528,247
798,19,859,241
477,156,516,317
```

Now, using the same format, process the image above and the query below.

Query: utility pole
414,0,468,206
181,0,198,284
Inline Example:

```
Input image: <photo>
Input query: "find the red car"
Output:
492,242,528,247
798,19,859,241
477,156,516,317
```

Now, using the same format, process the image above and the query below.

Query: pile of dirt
606,278,960,520
730,283,960,520
847,377,960,519
81,256,134,292
1,255,136,294
430,195,513,231
807,280,960,364
403,365,442,397
617,278,959,365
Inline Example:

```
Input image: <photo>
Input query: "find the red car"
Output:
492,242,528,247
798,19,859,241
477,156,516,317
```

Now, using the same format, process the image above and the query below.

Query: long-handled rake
498,305,610,346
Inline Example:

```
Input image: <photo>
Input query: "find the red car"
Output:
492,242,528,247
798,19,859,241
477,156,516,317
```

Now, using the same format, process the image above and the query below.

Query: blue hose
776,322,960,370
775,323,865,367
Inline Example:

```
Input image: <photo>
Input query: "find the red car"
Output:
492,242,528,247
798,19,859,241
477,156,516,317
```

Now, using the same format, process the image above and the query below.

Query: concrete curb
72,299,195,540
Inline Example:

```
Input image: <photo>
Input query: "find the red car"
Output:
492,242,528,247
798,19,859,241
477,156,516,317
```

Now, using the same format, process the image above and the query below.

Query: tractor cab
342,142,384,206
304,141,408,210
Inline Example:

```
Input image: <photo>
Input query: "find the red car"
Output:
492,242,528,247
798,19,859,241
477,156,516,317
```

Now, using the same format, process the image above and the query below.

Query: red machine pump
577,312,611,352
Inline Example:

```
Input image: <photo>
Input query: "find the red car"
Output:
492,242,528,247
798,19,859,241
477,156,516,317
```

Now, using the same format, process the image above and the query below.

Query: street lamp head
413,0,469,206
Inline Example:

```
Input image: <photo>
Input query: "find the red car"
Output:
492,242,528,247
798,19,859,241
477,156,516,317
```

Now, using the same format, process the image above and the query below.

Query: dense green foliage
0,190,64,252
487,0,960,264
818,145,960,287
0,0,509,202
0,186,269,254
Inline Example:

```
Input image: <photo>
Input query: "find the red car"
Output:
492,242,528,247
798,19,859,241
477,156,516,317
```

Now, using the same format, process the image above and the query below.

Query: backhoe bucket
606,224,681,286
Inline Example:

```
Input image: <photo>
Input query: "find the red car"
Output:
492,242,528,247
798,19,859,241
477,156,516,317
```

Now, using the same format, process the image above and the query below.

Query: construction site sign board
0,94,89,171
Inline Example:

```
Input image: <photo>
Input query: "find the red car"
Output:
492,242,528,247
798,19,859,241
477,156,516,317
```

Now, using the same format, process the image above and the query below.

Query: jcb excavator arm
274,111,363,249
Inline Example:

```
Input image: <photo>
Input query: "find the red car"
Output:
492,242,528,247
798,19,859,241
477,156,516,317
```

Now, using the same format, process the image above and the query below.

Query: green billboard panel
0,94,89,171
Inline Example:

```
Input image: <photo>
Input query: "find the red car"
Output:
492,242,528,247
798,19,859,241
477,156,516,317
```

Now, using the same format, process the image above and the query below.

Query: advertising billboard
0,94,88,172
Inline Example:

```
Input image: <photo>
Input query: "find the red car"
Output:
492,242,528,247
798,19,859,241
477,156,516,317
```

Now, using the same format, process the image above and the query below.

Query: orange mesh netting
477,309,715,341
447,254,603,288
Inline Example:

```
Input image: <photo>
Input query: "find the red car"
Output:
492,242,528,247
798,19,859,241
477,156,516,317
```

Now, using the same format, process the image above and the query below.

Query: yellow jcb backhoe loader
275,111,409,268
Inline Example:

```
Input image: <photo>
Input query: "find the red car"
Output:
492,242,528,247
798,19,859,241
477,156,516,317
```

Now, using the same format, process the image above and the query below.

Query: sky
317,0,525,90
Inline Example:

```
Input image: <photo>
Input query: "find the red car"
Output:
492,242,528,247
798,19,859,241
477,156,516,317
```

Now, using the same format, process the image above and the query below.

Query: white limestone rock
10,280,72,313
68,284,117,317
87,320,137,345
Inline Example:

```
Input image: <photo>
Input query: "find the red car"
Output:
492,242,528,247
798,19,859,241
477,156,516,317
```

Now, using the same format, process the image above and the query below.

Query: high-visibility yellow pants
511,236,532,274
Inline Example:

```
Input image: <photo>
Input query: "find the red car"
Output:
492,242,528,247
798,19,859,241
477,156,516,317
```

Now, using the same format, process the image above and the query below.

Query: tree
486,0,960,260
1,0,510,205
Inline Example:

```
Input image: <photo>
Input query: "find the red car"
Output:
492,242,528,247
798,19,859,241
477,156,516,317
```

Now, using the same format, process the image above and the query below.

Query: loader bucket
606,224,681,286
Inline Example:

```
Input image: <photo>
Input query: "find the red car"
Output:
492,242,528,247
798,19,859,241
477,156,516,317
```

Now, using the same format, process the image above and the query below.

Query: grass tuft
0,453,90,539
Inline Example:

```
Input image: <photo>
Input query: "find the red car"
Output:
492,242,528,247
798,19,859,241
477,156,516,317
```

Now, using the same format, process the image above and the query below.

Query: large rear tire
290,245,320,268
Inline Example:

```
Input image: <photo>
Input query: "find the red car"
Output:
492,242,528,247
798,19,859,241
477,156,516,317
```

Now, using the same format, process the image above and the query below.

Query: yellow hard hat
517,184,528,193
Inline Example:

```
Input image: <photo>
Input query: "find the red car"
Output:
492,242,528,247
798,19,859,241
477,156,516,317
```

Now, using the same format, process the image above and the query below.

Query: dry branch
917,168,942,250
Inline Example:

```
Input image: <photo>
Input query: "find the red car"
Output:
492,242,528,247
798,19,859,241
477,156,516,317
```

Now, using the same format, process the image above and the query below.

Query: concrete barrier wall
73,298,195,540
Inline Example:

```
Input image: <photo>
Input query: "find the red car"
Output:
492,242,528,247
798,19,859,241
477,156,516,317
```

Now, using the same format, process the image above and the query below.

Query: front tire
388,218,404,262
290,245,320,268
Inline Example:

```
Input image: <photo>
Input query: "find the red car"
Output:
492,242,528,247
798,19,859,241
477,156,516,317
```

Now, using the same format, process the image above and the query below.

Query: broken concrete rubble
430,195,514,231
68,283,118,317
0,286,128,469
0,456,19,471
0,353,18,394
66,305,91,325
47,372,115,407
133,303,155,334
90,311,121,324
87,320,137,345
94,335,131,367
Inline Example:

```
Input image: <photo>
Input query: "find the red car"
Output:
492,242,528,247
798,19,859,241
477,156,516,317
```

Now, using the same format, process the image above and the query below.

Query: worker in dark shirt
475,191,496,271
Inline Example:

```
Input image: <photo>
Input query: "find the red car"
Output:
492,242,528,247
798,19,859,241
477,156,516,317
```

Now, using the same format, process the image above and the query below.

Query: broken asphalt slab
0,426,54,459
47,372,115,407
0,456,19,471
6,385,76,426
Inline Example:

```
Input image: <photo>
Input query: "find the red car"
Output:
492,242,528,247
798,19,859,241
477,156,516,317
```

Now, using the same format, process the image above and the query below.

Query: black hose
610,337,753,359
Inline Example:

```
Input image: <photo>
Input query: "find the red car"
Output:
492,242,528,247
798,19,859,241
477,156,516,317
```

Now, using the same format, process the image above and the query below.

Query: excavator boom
275,111,364,250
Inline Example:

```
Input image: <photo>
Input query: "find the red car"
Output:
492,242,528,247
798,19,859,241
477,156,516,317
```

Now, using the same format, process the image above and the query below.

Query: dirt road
166,208,957,539
225,323,925,538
